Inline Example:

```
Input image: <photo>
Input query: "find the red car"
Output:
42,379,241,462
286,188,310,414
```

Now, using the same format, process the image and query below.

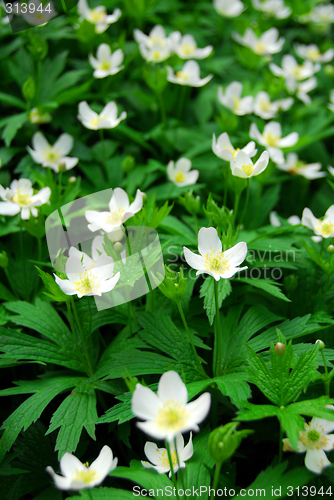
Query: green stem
165,440,179,500
320,238,325,256
156,91,167,128
278,424,283,464
20,225,27,298
233,191,241,227
71,298,93,376
321,350,330,397
223,163,229,208
176,300,207,378
4,268,19,298
177,85,187,120
37,236,42,264
239,178,250,227
99,128,106,170
193,214,199,233
210,462,222,499
58,170,63,201
66,300,79,352
213,279,222,377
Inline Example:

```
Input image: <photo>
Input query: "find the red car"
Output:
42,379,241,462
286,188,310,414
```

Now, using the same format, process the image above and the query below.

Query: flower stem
71,297,93,376
213,279,222,377
177,86,187,120
193,214,199,233
321,349,330,397
66,300,79,351
239,178,250,227
20,224,27,298
156,91,167,128
210,462,222,499
278,423,283,464
99,128,107,176
223,163,229,208
176,299,207,378
58,170,63,201
165,440,179,500
233,191,241,227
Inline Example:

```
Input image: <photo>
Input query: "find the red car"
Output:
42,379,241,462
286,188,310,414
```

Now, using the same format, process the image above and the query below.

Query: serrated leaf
1,112,28,147
246,346,280,405
199,277,232,325
235,277,290,302
111,459,173,491
235,402,279,421
36,266,69,302
215,372,251,405
277,406,305,450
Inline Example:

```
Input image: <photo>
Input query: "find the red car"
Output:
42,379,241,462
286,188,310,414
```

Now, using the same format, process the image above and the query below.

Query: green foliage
200,277,232,325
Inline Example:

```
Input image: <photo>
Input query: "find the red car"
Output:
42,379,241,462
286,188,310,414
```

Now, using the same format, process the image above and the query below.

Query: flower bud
208,423,252,465
114,242,123,252
156,265,187,301
274,342,286,356
122,155,135,173
29,107,52,124
325,64,334,76
327,245,334,254
178,190,200,216
0,251,9,269
58,162,67,173
316,339,325,350
22,77,36,102
68,176,77,184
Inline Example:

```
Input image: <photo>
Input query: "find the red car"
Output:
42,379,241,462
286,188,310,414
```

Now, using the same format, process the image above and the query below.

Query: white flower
295,44,334,64
183,227,248,280
21,0,57,26
134,25,172,63
296,77,317,105
78,0,121,33
54,247,120,298
213,0,244,17
89,44,124,78
276,153,325,179
217,81,253,116
233,28,285,56
85,188,143,233
142,433,193,477
328,165,334,177
302,206,334,239
283,406,334,474
270,211,301,227
328,90,334,113
170,32,212,60
29,108,52,124
78,101,126,130
167,158,199,187
167,60,213,87
46,446,117,490
252,0,291,19
27,132,78,173
231,150,269,178
131,370,211,443
250,122,298,164
212,132,257,162
300,5,334,26
253,91,293,119
0,178,50,220
270,55,320,93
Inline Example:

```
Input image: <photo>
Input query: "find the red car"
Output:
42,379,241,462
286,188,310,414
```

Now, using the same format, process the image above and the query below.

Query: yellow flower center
175,71,189,82
149,36,165,45
106,207,126,226
99,61,111,71
157,448,178,468
255,42,266,54
233,97,240,112
260,100,271,111
12,190,32,206
155,400,190,431
74,468,98,484
228,147,240,160
203,249,230,273
180,43,195,56
292,65,303,79
317,220,334,237
307,48,320,61
299,423,329,450
73,270,100,295
174,172,186,183
89,116,101,129
90,9,105,22
263,131,279,147
241,163,254,176
44,147,60,163
152,51,162,60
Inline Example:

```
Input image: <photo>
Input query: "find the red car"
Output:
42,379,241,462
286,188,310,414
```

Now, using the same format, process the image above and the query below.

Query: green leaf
0,377,81,463
301,240,330,274
0,282,16,302
1,112,28,147
36,266,70,302
235,401,279,421
69,488,136,500
111,459,173,491
234,278,290,302
200,277,232,325
215,372,251,405
246,346,280,405
159,215,197,243
277,406,305,450
0,92,26,110
46,382,98,459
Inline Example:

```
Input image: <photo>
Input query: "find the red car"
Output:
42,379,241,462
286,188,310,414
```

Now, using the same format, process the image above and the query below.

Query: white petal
132,384,162,420
53,134,73,156
0,201,20,216
180,433,194,461
101,101,117,119
278,132,299,148
186,392,211,426
89,446,117,481
198,227,222,256
78,101,97,121
20,208,31,220
224,241,247,267
46,466,72,490
54,275,77,295
60,452,85,478
65,256,85,281
301,207,319,231
144,442,163,466
183,247,205,271
32,131,50,152
128,189,143,214
157,371,188,404
175,158,191,173
305,448,331,474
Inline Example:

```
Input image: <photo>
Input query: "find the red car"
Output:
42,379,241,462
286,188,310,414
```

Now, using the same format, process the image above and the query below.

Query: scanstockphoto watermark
132,485,267,497
166,245,296,281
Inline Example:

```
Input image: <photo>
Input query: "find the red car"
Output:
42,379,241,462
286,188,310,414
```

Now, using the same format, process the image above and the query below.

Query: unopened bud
58,162,67,173
274,342,286,356
68,176,77,183
208,423,252,465
121,155,135,173
0,251,8,269
327,245,334,253
114,242,123,252
325,64,334,76
316,339,325,350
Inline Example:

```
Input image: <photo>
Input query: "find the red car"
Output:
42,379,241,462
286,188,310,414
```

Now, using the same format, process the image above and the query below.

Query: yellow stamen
155,400,190,431
175,71,189,82
241,163,254,176
174,172,186,183
259,100,271,112
203,249,230,273
228,147,240,160
152,51,162,60
255,42,266,54
89,117,101,129
233,97,240,112
11,190,32,206
317,220,334,237
157,448,178,468
74,468,98,484
89,9,105,21
73,270,100,295
180,44,195,56
263,132,279,147
106,207,126,226
307,49,320,61
99,61,111,71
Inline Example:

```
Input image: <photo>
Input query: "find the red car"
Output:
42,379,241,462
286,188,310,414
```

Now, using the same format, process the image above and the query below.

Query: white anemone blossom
54,247,120,298
295,44,334,64
270,211,301,228
270,55,320,93
300,4,334,26
77,0,121,33
167,60,213,87
252,0,291,19
212,132,257,162
253,91,293,120
296,77,317,105
167,158,199,187
231,150,269,179
78,101,126,130
327,90,334,113
170,32,212,59
85,188,143,233
233,28,285,56
283,406,334,474
218,81,253,116
302,206,334,240
0,179,50,220
250,122,298,165
142,433,193,476
276,153,325,180
46,446,118,490
21,0,57,26
184,227,248,280
132,370,211,443
89,44,124,78
213,0,244,17
27,132,78,173
134,25,172,63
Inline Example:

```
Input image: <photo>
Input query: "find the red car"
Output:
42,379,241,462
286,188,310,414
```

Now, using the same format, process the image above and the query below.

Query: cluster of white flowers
0,179,51,220
89,44,124,79
233,27,285,56
77,0,121,33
